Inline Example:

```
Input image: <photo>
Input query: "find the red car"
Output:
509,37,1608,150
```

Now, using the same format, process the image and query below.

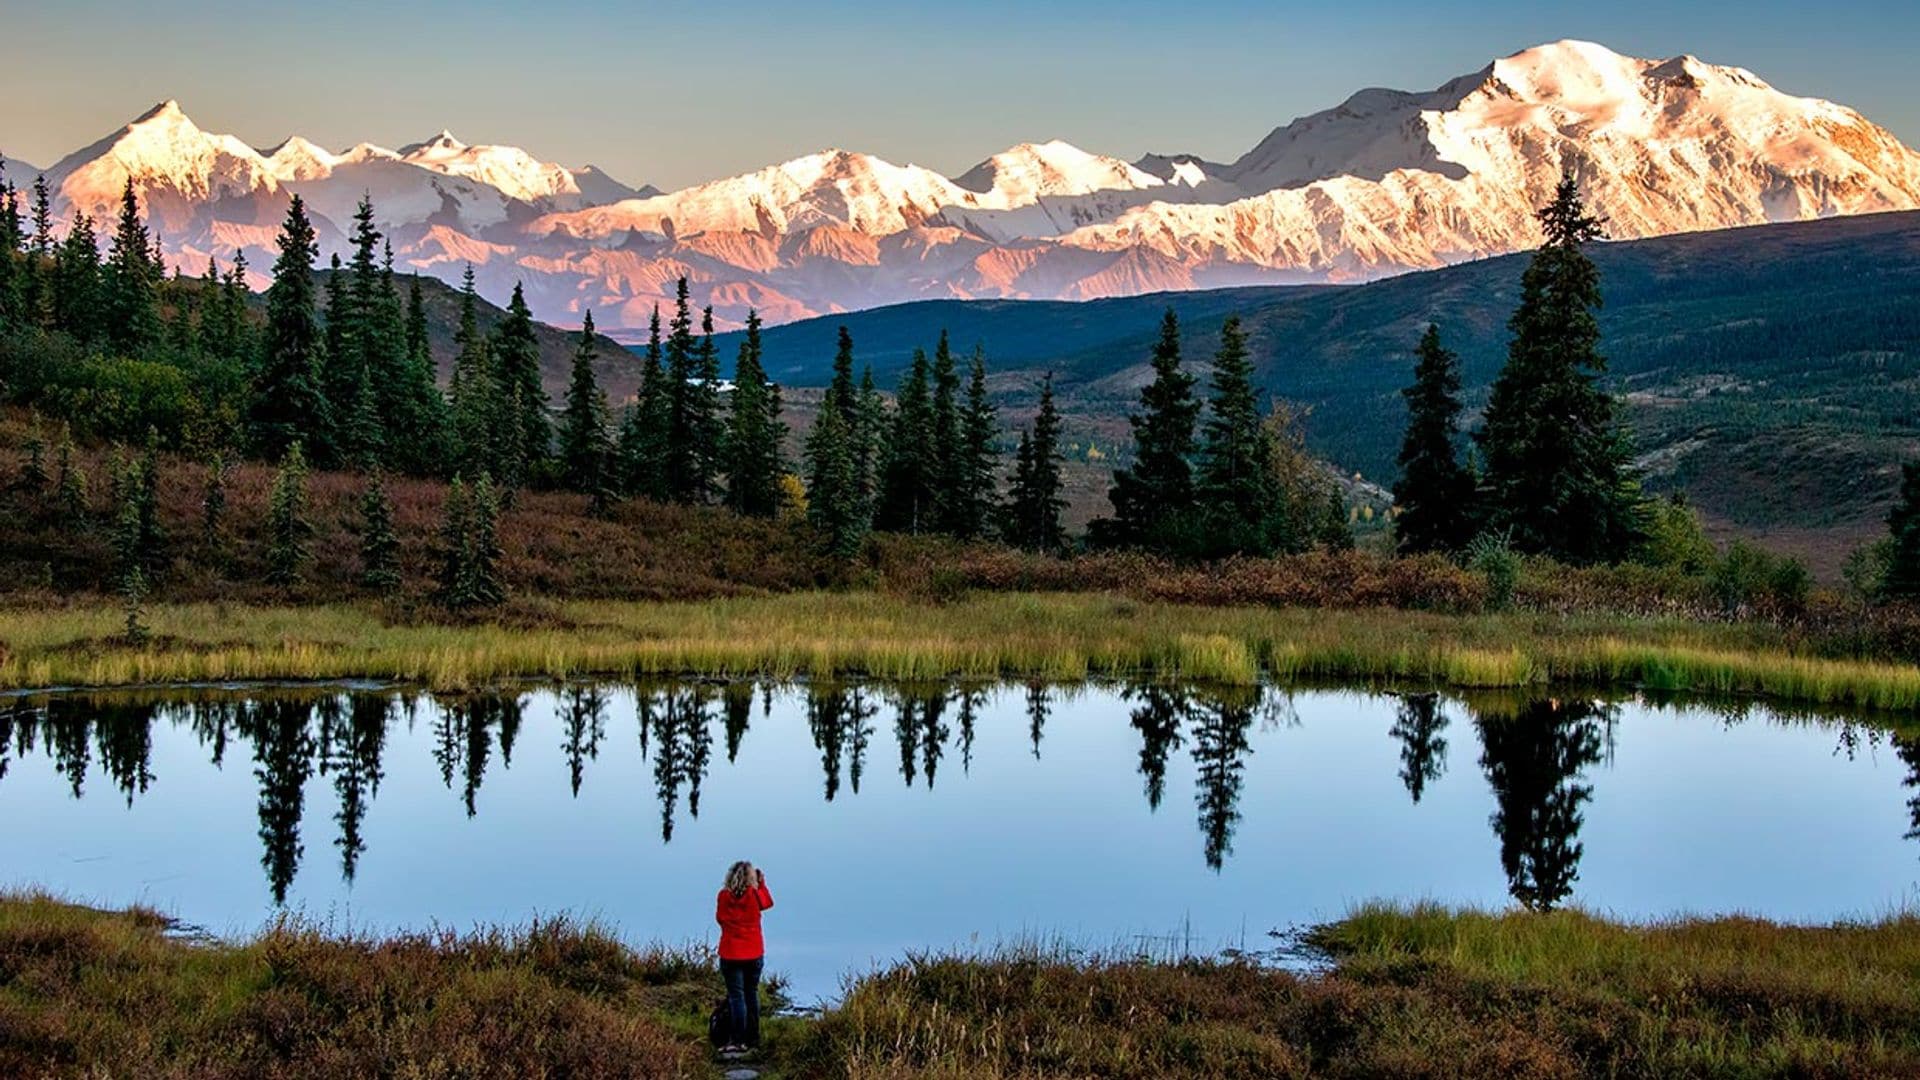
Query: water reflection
1475,697,1609,912
0,683,1913,912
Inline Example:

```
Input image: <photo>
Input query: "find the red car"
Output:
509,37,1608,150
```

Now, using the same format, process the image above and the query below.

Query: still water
3,681,1918,1001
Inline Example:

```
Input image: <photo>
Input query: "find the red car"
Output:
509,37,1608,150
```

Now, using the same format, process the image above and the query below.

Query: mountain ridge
6,39,1918,336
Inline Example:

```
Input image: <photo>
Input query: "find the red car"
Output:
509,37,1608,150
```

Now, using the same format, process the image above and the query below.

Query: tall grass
3,593,1918,708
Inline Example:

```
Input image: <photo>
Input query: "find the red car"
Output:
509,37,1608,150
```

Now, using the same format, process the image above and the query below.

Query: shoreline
4,892,1917,1077
3,592,1919,710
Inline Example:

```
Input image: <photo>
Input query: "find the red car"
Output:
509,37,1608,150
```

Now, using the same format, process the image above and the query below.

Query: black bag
708,996,732,1049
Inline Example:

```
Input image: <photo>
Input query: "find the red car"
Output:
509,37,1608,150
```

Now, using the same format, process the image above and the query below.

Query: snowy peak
400,130,468,157
262,136,339,181
954,140,1164,200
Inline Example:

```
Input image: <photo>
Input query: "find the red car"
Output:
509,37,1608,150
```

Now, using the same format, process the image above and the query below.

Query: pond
3,680,1918,1002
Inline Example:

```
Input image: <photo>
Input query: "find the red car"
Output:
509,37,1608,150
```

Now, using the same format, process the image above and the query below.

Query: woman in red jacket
716,860,774,1052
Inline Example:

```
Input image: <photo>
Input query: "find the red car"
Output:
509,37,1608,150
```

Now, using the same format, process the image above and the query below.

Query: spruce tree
264,442,311,587
804,399,866,559
558,309,613,494
1195,315,1282,556
723,310,786,518
1883,461,1920,600
1393,324,1478,554
25,175,53,328
250,196,331,462
929,331,961,527
20,420,49,496
617,305,670,499
1003,374,1066,553
54,437,88,525
131,431,166,576
436,476,473,605
357,471,401,592
322,252,351,404
1478,175,1645,563
688,305,725,503
52,212,101,342
103,178,162,356
1102,309,1198,550
467,473,506,606
448,265,497,480
854,366,887,524
491,282,547,484
395,270,449,475
949,347,1000,539
661,278,702,501
0,170,21,331
876,348,936,533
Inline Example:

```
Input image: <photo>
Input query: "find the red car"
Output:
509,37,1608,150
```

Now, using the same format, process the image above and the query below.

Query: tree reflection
562,686,607,796
1025,683,1049,760
1895,736,1920,844
429,694,523,817
807,683,875,802
892,688,951,789
330,695,389,884
1127,684,1189,811
641,688,714,841
1389,693,1450,805
1191,687,1257,872
239,699,317,905
722,682,753,763
1474,697,1608,911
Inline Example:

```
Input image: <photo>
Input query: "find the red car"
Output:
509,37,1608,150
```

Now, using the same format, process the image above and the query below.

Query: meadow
6,892,1917,1079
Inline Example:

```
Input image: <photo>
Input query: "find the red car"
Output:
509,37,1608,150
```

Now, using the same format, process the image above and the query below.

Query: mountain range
6,40,1919,336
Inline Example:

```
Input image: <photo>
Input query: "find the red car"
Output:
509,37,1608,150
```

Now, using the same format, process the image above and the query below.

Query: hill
731,211,1920,570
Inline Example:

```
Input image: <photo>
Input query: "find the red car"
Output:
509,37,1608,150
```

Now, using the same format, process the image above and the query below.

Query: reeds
4,593,1915,709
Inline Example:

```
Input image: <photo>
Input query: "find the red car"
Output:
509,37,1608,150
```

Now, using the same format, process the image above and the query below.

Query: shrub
1468,530,1520,611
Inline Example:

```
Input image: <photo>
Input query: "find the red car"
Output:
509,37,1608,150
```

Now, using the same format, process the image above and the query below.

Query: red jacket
716,881,774,961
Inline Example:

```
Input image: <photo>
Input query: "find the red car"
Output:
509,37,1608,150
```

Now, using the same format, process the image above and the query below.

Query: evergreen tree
322,252,350,405
804,399,866,559
1003,374,1067,552
661,278,702,501
19,420,49,496
53,436,88,524
250,196,332,462
131,431,166,575
1102,309,1198,550
1477,175,1645,563
0,169,21,331
264,442,311,587
557,309,613,494
723,310,786,518
876,348,936,533
1883,461,1920,600
491,282,546,485
166,267,201,362
853,366,887,523
21,174,53,329
397,272,450,475
52,211,101,342
1393,323,1478,554
616,304,670,500
103,178,162,356
828,326,859,426
357,471,401,592
436,476,473,605
688,305,725,502
448,265,497,480
1195,315,1282,556
929,331,961,527
948,347,1000,539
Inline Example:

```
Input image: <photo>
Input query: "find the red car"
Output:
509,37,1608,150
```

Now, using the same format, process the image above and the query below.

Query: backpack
707,996,732,1049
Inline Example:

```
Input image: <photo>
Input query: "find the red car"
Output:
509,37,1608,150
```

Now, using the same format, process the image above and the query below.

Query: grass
8,893,1920,1078
3,592,1919,710
783,904,1920,1079
0,890,720,1078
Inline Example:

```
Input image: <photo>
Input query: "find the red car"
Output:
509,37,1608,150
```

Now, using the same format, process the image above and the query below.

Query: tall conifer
1393,324,1478,554
558,309,613,494
723,310,785,518
491,282,546,484
1004,374,1066,552
1102,309,1198,550
1478,175,1645,563
949,347,1000,539
249,196,331,461
103,178,162,356
877,348,936,533
1196,316,1282,556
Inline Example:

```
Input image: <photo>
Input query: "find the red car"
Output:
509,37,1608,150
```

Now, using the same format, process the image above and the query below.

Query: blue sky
3,0,1916,190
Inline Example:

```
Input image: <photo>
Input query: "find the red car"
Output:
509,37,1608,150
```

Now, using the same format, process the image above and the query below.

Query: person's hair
723,860,756,898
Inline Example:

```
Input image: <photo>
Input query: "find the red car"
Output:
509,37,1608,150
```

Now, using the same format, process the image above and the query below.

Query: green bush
1468,530,1520,611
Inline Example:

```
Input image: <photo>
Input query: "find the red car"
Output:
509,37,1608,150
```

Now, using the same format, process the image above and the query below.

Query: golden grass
1,592,1916,709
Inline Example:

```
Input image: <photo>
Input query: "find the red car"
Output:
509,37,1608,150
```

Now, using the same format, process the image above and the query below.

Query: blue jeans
721,956,763,1047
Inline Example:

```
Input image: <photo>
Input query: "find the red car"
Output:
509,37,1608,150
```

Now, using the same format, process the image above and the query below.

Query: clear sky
3,0,1916,191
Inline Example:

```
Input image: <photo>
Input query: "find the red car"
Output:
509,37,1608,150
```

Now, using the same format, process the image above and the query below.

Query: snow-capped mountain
9,40,1919,333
